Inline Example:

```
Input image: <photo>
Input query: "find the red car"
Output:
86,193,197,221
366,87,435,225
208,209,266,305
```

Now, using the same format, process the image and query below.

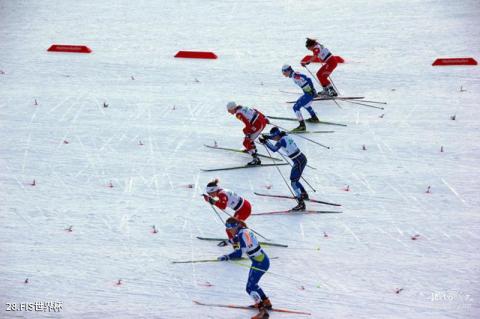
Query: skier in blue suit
259,127,308,211
282,64,320,132
218,217,272,319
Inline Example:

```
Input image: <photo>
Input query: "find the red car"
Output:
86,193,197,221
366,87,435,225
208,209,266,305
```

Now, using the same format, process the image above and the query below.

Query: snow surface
1,0,480,318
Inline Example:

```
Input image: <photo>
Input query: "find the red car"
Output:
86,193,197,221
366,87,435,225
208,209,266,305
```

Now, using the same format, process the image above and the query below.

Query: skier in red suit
203,178,252,246
226,101,269,166
302,38,338,97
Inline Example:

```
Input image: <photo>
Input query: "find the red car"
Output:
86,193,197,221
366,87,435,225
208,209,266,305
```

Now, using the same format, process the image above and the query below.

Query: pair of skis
194,300,311,316
172,256,280,264
267,115,347,127
253,209,342,216
196,236,288,248
254,192,341,206
202,144,289,172
286,95,365,103
251,192,343,215
284,92,386,110
280,89,387,105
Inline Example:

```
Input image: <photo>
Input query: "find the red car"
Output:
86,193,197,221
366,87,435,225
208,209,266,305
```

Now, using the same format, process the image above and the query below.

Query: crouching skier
226,101,269,165
281,64,320,132
259,127,308,211
218,217,272,319
203,178,252,247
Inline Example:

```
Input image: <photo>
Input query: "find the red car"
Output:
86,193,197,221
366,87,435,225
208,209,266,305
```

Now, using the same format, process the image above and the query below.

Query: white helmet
226,101,238,112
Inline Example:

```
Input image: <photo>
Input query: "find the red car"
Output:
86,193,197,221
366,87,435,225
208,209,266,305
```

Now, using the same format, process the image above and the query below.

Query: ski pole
255,141,317,170
231,259,312,287
261,141,317,193
304,63,339,94
172,256,273,264
305,65,384,109
337,98,385,110
172,259,220,264
202,194,226,225
304,65,342,109
270,122,331,149
261,144,297,198
354,99,387,105
275,151,317,193
327,75,340,96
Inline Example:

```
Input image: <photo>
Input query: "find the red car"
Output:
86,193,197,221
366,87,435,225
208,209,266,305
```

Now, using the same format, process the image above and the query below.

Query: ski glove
258,136,267,144
217,255,229,261
217,240,228,247
203,194,216,205
301,61,310,67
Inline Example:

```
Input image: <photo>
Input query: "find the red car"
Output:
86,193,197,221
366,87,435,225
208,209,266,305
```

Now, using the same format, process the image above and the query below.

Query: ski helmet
226,101,238,112
269,126,281,137
306,38,316,48
282,64,293,74
205,178,220,193
225,217,242,229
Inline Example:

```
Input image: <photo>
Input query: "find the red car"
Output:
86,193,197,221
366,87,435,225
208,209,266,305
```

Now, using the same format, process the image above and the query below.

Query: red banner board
47,45,92,53
174,51,217,59
432,58,477,66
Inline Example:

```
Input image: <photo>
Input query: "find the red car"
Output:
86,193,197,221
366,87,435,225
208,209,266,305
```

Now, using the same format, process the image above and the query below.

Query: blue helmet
269,127,282,137
225,217,241,229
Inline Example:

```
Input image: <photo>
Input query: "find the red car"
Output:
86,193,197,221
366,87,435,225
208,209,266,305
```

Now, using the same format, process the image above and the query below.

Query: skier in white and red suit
302,38,338,97
226,101,269,166
203,178,252,246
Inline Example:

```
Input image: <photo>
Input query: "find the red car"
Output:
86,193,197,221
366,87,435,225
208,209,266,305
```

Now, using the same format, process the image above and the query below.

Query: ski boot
291,199,306,211
250,298,272,310
262,298,272,310
326,85,338,97
305,114,320,123
251,302,269,319
290,120,306,132
247,156,261,166
300,192,309,200
318,87,329,96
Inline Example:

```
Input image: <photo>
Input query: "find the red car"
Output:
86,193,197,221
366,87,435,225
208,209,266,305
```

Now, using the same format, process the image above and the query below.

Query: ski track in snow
1,0,480,318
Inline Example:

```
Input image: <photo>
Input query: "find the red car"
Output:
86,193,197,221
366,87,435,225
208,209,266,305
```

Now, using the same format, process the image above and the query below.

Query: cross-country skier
218,217,272,319
203,178,252,246
302,38,338,97
226,101,269,165
259,127,308,211
281,64,320,132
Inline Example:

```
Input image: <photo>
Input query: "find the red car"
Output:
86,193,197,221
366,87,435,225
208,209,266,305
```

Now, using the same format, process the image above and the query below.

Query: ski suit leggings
293,93,315,120
243,116,268,154
290,153,307,197
316,57,338,87
246,254,270,302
